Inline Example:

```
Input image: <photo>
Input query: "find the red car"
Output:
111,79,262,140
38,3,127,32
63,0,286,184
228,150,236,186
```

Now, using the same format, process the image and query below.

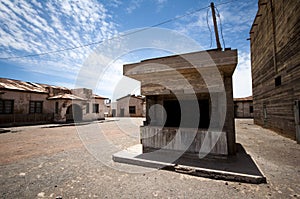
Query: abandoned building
111,94,145,117
234,96,253,118
0,78,107,126
250,0,300,143
124,49,238,156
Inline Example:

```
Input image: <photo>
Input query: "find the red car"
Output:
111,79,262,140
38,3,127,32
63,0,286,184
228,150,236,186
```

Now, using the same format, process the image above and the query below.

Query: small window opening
249,105,253,113
275,76,281,87
129,106,136,114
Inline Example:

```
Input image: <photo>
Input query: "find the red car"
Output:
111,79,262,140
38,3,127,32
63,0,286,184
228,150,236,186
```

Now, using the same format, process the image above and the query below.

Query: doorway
66,104,83,122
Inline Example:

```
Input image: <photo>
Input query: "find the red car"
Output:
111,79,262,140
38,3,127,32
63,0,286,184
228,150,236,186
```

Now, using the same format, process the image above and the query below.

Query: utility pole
210,2,222,50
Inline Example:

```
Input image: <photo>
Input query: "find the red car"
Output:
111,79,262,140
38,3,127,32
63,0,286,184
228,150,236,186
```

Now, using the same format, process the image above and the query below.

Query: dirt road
0,118,299,198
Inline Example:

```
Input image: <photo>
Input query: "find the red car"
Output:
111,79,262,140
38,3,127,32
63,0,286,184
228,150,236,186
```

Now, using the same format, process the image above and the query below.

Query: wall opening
112,109,116,117
129,106,136,114
250,105,253,113
55,102,59,114
163,99,210,128
66,104,82,122
275,76,281,87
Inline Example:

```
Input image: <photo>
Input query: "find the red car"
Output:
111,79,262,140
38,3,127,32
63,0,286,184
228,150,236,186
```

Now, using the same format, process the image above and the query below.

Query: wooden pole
210,2,222,50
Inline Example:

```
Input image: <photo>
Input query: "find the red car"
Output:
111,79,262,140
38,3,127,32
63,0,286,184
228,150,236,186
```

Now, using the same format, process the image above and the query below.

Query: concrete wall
124,49,238,155
250,0,300,140
82,98,106,120
0,90,54,126
117,96,144,117
141,126,228,156
0,88,107,125
71,88,93,99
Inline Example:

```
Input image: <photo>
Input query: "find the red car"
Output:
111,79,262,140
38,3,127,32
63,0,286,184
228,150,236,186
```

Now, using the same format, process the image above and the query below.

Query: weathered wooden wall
250,0,300,139
234,100,253,118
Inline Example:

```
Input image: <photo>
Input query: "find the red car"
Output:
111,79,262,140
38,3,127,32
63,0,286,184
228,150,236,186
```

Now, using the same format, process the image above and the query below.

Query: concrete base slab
112,143,266,184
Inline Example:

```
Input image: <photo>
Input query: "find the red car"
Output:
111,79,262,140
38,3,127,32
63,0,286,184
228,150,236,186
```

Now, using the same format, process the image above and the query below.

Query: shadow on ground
113,143,266,184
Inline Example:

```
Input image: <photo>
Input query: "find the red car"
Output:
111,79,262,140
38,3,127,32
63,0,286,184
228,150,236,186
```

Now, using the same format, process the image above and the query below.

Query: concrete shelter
123,49,238,156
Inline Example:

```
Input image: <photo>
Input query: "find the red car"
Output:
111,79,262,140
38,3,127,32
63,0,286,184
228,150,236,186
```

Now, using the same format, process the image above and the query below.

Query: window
55,102,59,114
275,76,281,87
0,100,14,114
129,106,136,114
249,105,253,113
93,103,99,113
86,103,90,113
29,101,43,113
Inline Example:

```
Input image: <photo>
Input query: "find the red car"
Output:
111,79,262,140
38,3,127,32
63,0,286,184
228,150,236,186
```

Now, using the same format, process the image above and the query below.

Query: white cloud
233,52,252,98
0,0,117,89
126,0,143,14
155,0,168,12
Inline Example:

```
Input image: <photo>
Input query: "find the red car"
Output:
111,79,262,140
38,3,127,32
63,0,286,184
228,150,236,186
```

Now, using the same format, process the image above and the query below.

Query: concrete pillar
224,76,236,155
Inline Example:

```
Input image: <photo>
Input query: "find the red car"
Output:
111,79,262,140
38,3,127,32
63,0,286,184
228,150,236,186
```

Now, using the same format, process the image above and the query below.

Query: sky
0,0,258,100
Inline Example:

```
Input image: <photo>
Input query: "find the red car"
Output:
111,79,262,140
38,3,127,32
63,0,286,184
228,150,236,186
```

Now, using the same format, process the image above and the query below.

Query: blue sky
0,0,257,100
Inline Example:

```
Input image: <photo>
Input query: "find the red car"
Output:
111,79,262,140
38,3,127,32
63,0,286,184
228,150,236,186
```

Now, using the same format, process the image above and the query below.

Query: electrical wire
0,0,237,60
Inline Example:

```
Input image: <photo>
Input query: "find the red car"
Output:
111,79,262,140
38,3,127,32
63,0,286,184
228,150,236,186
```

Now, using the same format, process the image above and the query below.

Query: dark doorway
163,99,210,128
66,104,83,122
112,109,116,117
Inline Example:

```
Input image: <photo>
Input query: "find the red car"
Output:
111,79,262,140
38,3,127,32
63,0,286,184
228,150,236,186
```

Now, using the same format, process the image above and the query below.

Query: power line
0,0,237,60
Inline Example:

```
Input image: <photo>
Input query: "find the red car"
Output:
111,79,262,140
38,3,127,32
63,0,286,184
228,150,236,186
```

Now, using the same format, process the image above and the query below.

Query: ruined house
234,96,253,118
0,78,107,126
250,0,300,142
113,94,145,117
124,49,238,156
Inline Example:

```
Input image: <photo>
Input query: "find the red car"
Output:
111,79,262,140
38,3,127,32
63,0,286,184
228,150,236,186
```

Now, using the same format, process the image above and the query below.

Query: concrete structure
234,96,253,118
0,78,107,126
250,0,300,143
115,94,145,117
124,49,238,155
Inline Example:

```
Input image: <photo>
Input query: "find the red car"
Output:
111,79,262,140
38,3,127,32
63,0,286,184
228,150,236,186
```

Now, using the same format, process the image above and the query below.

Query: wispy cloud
170,1,256,97
0,0,117,83
126,0,143,14
155,0,168,12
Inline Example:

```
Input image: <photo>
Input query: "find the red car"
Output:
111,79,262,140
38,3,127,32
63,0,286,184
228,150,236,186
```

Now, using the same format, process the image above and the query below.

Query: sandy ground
0,118,299,198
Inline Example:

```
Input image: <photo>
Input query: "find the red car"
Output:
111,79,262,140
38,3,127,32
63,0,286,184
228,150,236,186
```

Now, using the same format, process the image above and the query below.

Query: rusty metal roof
93,94,108,99
116,94,145,101
47,94,86,101
234,96,253,102
0,78,70,93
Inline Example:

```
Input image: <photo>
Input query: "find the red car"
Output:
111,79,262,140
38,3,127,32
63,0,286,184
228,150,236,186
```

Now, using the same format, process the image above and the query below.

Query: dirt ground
0,118,299,198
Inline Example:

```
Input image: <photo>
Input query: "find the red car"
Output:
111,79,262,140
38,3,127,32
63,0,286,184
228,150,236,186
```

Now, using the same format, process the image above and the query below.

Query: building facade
0,78,107,127
234,96,253,118
114,94,145,117
250,0,300,142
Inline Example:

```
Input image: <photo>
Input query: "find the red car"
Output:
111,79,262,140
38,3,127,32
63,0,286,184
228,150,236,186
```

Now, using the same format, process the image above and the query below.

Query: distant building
115,94,145,117
0,78,107,127
250,0,300,142
234,96,253,118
